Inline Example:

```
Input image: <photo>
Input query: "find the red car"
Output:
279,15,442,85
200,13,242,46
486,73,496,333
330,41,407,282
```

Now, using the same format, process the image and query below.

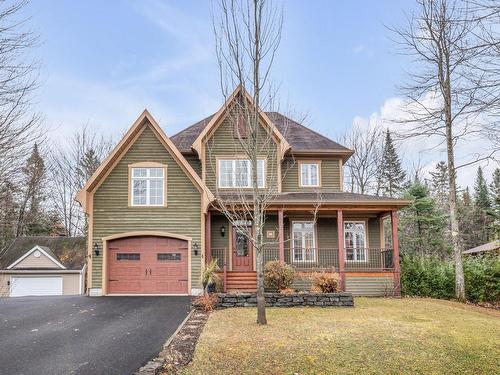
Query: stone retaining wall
212,292,354,308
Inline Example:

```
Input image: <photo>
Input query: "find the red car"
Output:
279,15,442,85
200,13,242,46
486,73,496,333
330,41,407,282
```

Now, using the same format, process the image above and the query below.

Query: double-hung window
300,162,320,187
292,221,316,262
130,167,165,206
344,221,367,262
218,159,265,188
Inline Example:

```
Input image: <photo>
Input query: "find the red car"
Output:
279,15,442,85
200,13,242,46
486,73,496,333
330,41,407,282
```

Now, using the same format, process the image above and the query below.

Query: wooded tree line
0,1,111,250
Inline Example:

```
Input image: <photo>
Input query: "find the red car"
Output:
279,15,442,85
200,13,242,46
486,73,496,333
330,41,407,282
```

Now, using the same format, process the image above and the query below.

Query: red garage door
107,236,188,294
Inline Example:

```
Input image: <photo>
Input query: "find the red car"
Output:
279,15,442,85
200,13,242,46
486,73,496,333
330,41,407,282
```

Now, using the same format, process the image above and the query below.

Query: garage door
107,236,188,294
10,276,63,297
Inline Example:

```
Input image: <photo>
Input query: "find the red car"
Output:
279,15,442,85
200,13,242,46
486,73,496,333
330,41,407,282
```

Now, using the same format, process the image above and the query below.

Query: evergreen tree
16,144,48,236
474,166,491,210
378,129,406,197
489,168,500,238
399,178,448,257
429,161,449,212
457,187,476,250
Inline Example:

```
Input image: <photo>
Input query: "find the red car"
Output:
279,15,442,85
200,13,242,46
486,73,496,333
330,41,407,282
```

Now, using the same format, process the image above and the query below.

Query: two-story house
77,87,410,297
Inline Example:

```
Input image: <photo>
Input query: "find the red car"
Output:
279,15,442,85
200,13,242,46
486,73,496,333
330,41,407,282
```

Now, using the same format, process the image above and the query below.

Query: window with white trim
300,162,320,187
344,221,367,262
131,167,165,206
218,159,265,188
292,221,316,262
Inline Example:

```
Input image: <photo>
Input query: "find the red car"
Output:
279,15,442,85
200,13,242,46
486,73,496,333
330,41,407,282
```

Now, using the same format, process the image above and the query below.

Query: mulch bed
158,310,209,374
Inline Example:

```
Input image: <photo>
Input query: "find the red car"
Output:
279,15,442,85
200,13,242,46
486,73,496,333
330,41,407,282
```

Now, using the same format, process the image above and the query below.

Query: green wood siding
92,124,203,289
281,157,342,192
204,118,279,192
184,154,202,177
345,275,394,296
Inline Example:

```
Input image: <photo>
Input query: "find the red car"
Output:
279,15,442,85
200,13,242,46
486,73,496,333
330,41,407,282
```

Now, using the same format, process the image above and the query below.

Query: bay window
344,221,367,262
218,159,265,188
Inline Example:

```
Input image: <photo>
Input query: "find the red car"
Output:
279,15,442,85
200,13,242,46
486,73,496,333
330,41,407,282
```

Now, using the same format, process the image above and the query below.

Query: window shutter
233,112,247,139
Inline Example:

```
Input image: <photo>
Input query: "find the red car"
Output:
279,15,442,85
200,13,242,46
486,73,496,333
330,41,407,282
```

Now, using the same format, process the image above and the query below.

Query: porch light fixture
220,225,225,237
93,242,100,257
193,242,199,256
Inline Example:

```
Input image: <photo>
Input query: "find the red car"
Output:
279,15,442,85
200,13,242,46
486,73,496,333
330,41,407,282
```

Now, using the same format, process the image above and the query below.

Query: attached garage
106,235,189,295
10,276,63,297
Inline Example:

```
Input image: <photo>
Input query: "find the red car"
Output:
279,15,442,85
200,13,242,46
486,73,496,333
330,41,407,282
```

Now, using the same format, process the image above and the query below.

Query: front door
232,226,253,271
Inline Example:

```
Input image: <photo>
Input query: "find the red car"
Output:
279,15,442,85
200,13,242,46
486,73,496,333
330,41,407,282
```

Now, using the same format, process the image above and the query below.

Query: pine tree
472,166,493,245
16,144,47,236
429,161,449,212
378,129,406,197
474,166,491,210
489,168,500,238
399,178,448,257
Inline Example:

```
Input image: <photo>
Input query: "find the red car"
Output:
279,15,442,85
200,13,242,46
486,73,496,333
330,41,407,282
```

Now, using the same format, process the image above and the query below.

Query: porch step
225,272,257,292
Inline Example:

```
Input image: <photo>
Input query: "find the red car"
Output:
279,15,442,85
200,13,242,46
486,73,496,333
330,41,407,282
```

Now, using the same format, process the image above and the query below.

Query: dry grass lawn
183,298,500,375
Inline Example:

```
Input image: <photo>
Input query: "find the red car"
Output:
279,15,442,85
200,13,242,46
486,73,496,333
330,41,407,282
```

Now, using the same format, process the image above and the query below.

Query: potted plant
201,259,220,294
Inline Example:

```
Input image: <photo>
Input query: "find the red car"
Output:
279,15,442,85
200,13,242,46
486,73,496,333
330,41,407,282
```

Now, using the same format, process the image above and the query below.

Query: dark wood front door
107,236,188,294
232,226,253,271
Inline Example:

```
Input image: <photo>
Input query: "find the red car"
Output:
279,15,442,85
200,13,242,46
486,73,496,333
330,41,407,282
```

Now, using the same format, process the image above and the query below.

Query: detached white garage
10,276,63,297
0,237,86,297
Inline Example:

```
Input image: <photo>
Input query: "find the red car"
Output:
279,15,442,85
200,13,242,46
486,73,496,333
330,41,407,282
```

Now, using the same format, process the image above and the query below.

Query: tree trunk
254,203,267,324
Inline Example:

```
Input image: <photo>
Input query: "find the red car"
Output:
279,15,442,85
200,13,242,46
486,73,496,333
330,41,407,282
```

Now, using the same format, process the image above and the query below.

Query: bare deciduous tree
391,0,499,300
48,126,112,237
0,0,43,199
342,123,383,194
212,0,286,324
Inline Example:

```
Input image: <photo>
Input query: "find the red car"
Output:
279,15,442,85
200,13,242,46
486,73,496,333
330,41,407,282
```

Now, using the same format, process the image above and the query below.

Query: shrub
264,261,295,291
401,254,500,303
310,271,340,293
193,293,218,312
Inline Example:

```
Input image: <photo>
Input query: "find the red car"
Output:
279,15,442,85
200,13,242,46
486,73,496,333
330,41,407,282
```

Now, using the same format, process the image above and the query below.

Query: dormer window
218,158,265,188
130,164,166,206
299,161,320,187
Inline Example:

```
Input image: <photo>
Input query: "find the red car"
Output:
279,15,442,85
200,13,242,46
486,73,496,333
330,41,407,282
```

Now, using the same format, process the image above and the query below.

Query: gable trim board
76,109,214,214
7,245,66,270
192,86,291,161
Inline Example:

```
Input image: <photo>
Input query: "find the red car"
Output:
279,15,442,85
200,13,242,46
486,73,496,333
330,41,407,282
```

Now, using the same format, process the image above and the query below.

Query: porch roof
214,191,411,208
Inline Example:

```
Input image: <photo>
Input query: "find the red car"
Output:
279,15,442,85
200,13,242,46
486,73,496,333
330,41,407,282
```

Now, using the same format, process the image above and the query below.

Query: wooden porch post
391,210,401,297
205,211,211,264
278,209,285,264
337,209,345,291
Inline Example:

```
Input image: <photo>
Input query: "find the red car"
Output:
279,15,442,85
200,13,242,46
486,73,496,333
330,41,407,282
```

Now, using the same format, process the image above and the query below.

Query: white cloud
352,95,499,189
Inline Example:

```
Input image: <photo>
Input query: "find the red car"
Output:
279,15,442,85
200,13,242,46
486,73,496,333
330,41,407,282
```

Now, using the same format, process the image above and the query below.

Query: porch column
391,210,401,297
337,209,345,291
278,209,285,264
205,211,211,264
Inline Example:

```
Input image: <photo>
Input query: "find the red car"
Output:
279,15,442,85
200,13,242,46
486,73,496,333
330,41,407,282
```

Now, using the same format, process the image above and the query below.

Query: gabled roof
171,111,353,160
190,86,291,159
75,110,214,213
0,236,86,270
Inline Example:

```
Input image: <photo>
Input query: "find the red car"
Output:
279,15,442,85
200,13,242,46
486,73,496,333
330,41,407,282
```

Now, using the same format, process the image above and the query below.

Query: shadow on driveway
0,295,191,375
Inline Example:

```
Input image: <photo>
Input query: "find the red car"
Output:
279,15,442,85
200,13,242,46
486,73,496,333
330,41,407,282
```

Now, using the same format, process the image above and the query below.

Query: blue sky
23,0,495,186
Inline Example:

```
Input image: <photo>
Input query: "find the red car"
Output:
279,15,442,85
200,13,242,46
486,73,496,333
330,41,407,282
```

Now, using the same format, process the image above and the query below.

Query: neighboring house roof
75,109,214,214
0,236,86,270
171,111,353,158
216,192,412,206
463,240,500,254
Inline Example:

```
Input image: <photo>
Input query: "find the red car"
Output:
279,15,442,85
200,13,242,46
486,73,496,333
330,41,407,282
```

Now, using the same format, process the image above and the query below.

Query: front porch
205,207,401,296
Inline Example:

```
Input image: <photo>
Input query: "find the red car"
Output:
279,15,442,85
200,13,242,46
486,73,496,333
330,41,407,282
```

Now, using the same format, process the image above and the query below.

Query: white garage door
10,276,63,297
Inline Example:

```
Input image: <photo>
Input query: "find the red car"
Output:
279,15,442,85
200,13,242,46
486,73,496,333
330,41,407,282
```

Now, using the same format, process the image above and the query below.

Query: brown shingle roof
0,236,86,270
171,112,352,155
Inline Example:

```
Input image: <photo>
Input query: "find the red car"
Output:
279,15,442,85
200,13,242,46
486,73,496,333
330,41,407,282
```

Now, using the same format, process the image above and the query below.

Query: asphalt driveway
0,296,191,375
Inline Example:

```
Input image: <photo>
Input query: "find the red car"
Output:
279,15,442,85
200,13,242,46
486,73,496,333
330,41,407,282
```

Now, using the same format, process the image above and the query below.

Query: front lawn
183,298,500,374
